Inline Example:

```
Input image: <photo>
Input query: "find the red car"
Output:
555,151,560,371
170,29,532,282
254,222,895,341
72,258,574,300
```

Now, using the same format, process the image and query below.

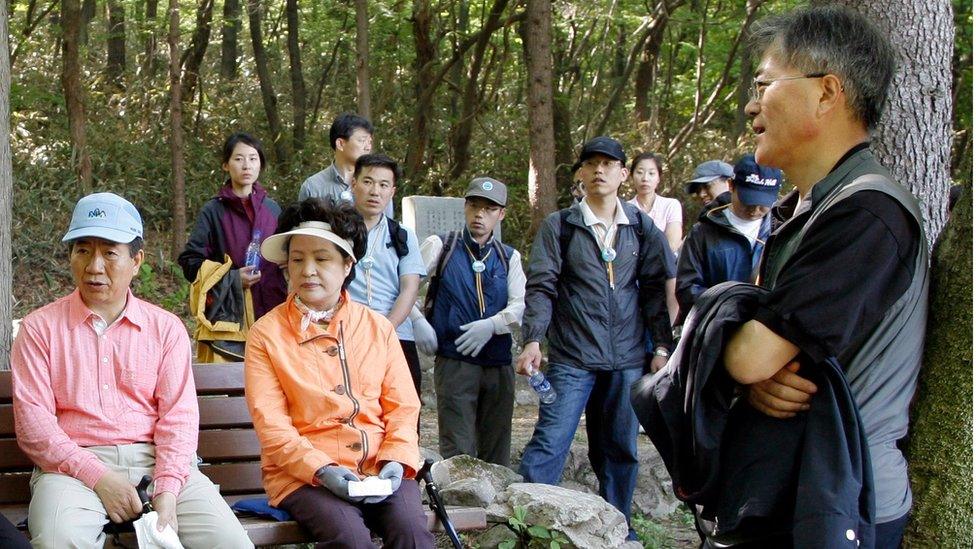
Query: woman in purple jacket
179,132,287,321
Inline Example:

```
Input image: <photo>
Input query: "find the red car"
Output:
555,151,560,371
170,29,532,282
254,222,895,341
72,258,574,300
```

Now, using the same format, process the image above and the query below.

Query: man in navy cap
685,160,734,206
516,136,675,540
675,155,782,325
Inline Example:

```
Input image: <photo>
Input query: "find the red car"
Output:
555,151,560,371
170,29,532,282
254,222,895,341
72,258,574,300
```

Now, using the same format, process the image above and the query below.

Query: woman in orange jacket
244,199,434,548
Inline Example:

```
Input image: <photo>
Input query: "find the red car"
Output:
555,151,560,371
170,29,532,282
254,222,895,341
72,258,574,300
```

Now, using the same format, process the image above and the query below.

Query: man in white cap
11,193,252,548
413,177,526,467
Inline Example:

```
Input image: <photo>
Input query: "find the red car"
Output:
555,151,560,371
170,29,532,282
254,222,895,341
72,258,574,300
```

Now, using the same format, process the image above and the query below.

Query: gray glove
454,318,495,356
362,462,404,505
315,465,363,503
413,317,439,356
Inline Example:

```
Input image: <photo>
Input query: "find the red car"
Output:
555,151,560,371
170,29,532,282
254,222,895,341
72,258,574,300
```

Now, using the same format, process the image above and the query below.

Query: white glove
454,318,496,357
413,317,439,356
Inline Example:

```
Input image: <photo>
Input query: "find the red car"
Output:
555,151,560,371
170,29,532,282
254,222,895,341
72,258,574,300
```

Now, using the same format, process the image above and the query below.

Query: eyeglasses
750,73,827,102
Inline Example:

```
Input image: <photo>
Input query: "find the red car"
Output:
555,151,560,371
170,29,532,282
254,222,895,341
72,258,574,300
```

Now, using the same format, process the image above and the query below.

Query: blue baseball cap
732,155,783,207
579,136,627,166
684,160,734,194
62,192,144,244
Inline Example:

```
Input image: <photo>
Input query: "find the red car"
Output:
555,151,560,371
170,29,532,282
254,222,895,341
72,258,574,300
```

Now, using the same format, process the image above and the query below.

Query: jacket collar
284,290,352,344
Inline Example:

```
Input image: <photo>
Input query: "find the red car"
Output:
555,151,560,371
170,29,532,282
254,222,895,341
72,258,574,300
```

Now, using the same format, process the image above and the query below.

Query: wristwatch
653,347,670,358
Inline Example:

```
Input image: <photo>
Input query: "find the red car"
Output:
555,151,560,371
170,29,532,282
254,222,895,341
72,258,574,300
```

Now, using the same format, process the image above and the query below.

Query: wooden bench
0,362,486,546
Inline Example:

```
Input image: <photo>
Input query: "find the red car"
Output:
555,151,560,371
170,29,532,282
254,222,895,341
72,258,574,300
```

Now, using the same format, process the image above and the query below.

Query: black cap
579,136,626,166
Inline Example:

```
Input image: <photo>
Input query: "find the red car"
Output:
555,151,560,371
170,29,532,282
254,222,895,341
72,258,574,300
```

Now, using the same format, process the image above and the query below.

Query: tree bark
354,0,370,119
61,0,92,193
79,0,94,45
142,0,158,77
825,0,954,245
904,187,972,546
167,0,185,260
522,0,557,238
247,0,287,165
634,0,679,127
0,0,13,369
220,0,241,79
406,0,434,184
447,0,509,183
105,0,125,90
180,0,214,102
285,0,306,152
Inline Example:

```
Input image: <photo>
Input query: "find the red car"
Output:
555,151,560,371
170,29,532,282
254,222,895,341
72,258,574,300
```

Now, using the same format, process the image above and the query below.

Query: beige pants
27,443,253,549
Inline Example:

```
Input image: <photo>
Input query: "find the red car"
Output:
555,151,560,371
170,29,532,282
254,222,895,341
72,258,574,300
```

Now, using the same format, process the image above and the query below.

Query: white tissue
347,476,393,497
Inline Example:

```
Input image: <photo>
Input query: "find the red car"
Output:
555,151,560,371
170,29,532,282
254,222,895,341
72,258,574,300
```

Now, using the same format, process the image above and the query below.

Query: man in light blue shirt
299,113,395,218
347,153,426,402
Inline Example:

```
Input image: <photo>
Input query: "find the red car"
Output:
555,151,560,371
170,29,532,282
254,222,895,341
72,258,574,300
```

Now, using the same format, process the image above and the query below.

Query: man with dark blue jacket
516,136,675,540
675,155,782,325
413,177,526,467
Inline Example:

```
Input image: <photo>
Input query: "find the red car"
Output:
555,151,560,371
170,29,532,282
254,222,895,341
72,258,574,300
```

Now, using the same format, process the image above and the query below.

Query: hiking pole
417,458,463,549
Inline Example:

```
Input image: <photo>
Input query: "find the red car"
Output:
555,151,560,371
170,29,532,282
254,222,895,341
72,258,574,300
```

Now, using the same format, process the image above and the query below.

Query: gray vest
765,167,929,523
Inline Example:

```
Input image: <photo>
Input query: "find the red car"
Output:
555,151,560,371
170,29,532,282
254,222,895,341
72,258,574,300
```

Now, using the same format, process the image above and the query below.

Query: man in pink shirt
12,193,251,548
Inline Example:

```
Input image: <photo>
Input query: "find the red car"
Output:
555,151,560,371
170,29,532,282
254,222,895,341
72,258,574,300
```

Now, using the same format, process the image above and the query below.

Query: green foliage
500,506,570,549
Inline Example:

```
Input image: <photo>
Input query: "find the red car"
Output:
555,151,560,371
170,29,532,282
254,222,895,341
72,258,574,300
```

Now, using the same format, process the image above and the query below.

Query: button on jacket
244,291,421,506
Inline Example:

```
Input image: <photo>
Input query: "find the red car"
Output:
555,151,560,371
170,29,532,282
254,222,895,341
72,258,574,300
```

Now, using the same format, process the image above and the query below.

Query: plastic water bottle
527,364,557,404
244,229,262,271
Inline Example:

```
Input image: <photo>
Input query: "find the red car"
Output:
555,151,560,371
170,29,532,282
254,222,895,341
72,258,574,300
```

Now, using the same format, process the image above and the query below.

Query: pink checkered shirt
12,289,198,496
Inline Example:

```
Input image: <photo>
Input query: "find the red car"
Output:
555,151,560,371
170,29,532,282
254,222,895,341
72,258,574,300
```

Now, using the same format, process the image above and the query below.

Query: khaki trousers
27,443,253,549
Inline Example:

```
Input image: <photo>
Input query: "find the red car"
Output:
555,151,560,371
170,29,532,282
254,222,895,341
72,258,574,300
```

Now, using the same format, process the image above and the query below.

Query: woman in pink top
628,152,681,325
628,152,683,253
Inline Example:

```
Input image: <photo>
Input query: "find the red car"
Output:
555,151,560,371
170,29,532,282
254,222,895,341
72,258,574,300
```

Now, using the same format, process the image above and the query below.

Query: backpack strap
386,216,409,259
491,239,511,273
558,209,575,271
423,231,462,319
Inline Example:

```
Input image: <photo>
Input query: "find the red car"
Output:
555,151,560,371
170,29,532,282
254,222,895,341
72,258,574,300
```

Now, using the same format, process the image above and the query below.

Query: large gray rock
551,439,679,520
441,477,496,508
430,455,522,500
633,444,680,518
492,483,631,548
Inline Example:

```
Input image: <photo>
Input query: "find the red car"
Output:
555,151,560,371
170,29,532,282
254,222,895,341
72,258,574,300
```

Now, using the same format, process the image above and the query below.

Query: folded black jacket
631,281,875,548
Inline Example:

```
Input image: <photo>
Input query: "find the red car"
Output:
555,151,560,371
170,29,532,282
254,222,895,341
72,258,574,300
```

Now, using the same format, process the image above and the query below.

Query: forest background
9,0,971,319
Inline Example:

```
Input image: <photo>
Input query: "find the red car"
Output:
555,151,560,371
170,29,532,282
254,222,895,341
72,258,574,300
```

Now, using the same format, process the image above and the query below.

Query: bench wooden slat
198,429,262,462
0,372,11,403
198,396,252,428
0,473,31,505
192,363,245,396
0,440,32,471
200,462,265,495
0,404,13,436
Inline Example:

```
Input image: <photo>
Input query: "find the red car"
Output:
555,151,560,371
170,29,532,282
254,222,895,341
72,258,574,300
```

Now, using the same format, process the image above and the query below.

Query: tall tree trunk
522,0,557,238
167,0,185,259
61,0,92,193
448,0,508,183
247,0,287,165
904,187,972,546
823,0,959,543
733,0,760,140
220,0,241,79
0,0,13,369
142,0,158,77
79,0,94,45
406,0,434,184
824,0,954,244
285,0,306,152
354,0,370,119
180,0,214,102
105,0,125,90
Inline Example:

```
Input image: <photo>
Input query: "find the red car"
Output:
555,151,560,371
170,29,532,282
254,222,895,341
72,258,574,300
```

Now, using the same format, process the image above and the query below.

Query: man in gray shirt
299,113,394,218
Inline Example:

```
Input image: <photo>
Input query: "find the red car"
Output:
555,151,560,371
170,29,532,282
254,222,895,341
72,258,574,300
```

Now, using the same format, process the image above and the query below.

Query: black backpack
423,231,511,319
386,216,409,259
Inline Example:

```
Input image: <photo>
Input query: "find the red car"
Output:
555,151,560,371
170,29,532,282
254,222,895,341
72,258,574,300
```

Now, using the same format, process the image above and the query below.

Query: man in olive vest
722,7,928,548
